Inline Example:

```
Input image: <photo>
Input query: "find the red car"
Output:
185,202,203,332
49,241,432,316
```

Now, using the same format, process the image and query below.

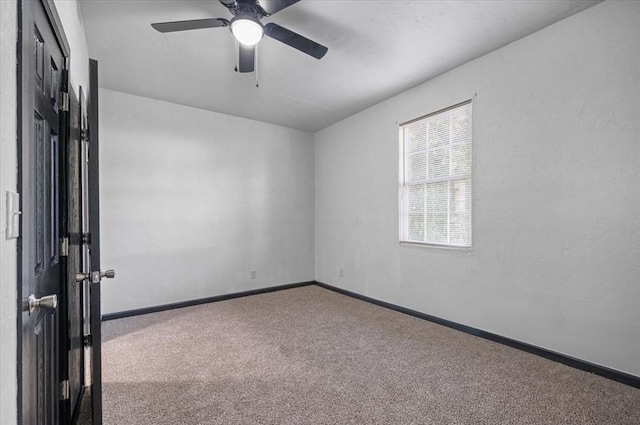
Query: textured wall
99,89,315,314
315,0,640,377
0,2,19,424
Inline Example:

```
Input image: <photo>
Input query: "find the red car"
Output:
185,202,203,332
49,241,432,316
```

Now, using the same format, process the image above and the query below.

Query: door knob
76,269,116,283
101,269,116,279
24,294,58,314
75,272,90,282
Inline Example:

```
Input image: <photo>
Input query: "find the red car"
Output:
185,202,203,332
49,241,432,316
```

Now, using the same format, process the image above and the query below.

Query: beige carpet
102,285,640,424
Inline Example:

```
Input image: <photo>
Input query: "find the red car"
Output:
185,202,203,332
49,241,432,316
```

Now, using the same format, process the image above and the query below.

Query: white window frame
399,100,472,248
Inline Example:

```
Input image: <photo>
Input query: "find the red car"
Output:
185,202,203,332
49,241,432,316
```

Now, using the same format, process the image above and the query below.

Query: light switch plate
6,191,20,239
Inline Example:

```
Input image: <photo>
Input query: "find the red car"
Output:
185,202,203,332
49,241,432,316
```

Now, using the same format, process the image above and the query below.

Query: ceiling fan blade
238,44,255,73
151,18,229,33
257,0,300,16
264,23,328,59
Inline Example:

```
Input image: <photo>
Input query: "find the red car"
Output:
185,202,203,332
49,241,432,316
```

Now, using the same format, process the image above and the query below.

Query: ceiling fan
151,0,328,73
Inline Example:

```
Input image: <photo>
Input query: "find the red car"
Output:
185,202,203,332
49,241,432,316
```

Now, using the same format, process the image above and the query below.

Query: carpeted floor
102,285,640,424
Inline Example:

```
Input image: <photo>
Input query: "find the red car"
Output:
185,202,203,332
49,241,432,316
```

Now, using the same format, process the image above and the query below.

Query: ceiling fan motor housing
226,0,269,19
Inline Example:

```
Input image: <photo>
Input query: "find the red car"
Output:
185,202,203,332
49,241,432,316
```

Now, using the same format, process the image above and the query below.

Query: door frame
16,0,70,423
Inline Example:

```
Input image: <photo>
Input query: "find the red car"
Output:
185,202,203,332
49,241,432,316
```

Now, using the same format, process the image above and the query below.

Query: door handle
24,294,58,314
75,272,89,282
101,269,116,279
76,269,116,283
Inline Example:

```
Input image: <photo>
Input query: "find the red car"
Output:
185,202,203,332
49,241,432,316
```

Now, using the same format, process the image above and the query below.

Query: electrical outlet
338,269,344,278
250,270,257,279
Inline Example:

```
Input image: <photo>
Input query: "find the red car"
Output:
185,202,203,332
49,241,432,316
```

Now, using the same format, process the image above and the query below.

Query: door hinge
83,334,92,347
60,92,69,112
60,380,69,401
82,233,91,245
81,129,89,142
60,237,69,257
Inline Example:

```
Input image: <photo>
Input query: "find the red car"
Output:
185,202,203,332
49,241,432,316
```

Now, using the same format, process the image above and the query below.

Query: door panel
35,313,56,425
20,1,65,424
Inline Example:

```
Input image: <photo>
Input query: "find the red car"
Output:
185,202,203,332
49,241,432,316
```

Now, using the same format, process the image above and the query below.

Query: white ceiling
80,0,600,132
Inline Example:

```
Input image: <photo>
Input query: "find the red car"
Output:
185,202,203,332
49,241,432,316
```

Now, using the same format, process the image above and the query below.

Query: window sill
399,241,473,252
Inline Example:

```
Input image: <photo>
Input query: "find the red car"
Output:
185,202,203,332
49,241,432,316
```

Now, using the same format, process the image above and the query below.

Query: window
399,100,472,247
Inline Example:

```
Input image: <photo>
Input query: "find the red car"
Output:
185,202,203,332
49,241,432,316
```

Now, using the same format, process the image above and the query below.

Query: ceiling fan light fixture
231,18,264,46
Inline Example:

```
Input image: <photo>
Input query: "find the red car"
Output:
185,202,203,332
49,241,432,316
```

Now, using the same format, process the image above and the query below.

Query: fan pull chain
234,39,239,72
255,43,259,87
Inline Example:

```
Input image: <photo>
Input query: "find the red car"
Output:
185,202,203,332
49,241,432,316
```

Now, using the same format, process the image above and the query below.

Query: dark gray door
87,58,106,425
68,58,107,425
19,1,65,424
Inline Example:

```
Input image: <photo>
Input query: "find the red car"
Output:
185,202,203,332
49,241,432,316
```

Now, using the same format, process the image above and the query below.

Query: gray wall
314,0,640,377
99,89,315,315
0,1,19,423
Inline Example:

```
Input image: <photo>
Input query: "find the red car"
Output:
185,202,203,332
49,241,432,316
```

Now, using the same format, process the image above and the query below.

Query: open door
18,1,68,423
74,58,110,425
17,2,104,424
89,58,105,425
77,58,113,425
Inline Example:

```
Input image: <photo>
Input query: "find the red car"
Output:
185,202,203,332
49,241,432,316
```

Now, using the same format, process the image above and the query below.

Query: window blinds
400,101,472,247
